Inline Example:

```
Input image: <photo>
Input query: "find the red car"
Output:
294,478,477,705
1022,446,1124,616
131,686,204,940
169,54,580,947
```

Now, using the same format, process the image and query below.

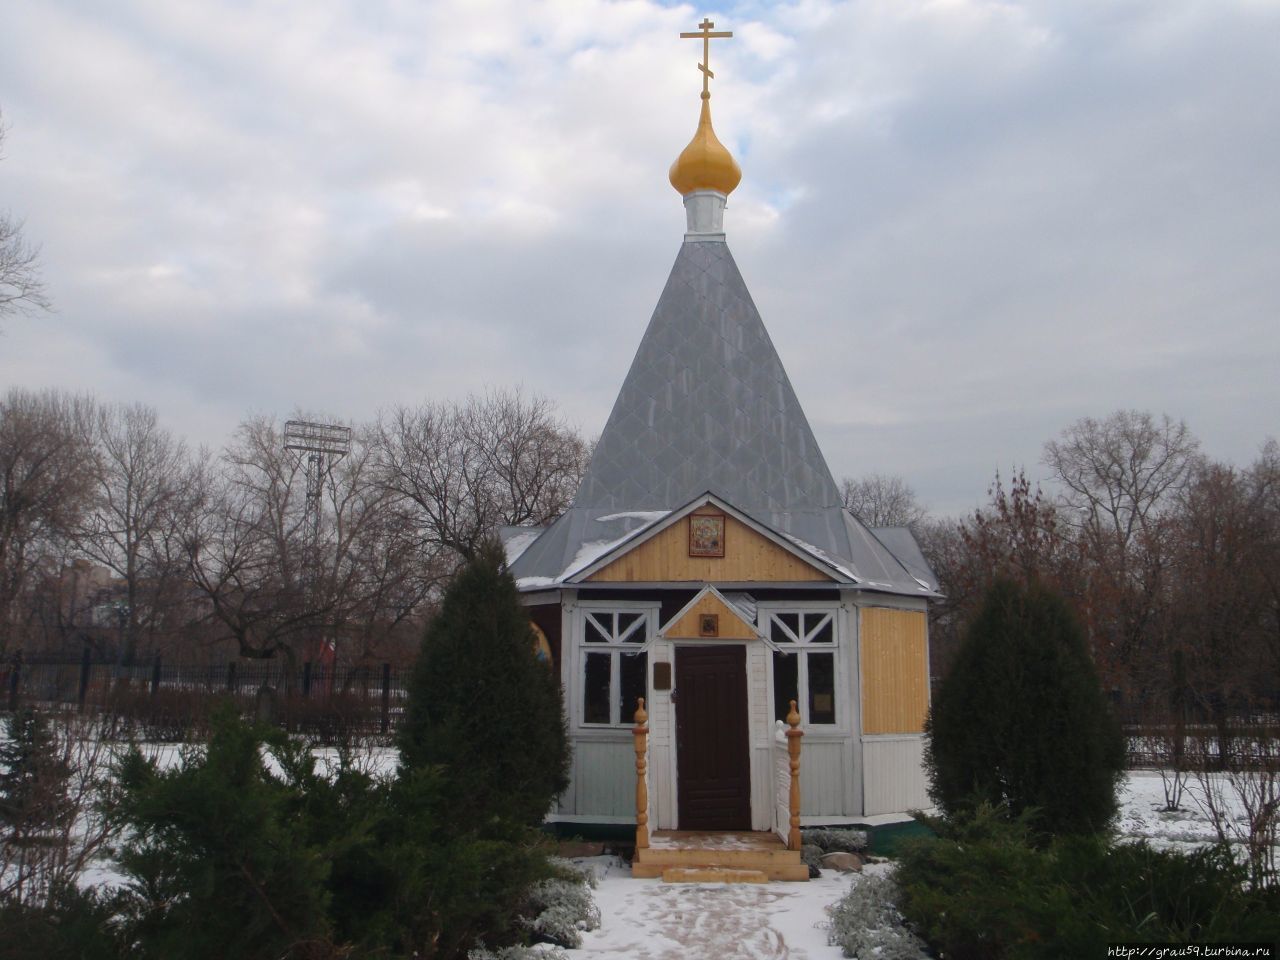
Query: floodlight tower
283,420,352,542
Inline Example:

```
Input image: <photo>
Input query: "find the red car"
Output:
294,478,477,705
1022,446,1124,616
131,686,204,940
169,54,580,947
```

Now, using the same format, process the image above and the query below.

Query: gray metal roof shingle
508,239,938,599
574,240,841,512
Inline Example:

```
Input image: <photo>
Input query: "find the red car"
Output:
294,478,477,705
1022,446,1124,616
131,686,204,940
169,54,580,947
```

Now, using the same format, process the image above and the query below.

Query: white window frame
575,602,657,729
759,603,847,732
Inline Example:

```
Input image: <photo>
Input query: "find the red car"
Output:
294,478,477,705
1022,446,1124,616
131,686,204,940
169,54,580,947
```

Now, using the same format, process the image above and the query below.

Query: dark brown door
675,645,751,830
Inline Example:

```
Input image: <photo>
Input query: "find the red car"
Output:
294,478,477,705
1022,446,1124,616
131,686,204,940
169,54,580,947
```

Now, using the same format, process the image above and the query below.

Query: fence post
6,651,21,711
150,654,162,697
225,661,237,693
379,662,391,734
78,643,92,712
633,697,649,850
786,699,804,851
302,660,312,698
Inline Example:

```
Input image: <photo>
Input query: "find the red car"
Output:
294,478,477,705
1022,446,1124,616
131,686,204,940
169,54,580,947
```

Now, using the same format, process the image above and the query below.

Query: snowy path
569,861,854,959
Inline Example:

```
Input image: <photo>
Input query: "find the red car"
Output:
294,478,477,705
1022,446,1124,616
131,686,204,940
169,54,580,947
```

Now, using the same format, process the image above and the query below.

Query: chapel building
503,24,938,853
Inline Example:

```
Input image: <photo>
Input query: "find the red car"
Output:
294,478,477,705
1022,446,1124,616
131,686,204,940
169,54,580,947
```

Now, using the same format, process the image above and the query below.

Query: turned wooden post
786,699,804,851
632,697,650,850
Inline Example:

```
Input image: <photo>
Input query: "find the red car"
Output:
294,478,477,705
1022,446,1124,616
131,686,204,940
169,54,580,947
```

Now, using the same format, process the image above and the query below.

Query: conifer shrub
925,578,1125,838
398,538,569,829
0,883,128,960
0,709,73,849
112,708,339,960
895,806,1280,959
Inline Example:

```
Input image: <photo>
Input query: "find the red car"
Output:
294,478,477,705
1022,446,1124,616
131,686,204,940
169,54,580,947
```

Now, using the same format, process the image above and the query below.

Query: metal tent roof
507,239,938,600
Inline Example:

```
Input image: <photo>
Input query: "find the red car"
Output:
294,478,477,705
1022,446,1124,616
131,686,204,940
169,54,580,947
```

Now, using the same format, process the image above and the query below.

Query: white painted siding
799,740,849,817
648,638,676,829
862,735,930,815
570,738,637,818
747,641,771,831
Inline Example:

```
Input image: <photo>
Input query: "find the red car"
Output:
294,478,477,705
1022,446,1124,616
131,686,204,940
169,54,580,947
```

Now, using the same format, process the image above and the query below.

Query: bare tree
1044,411,1200,551
840,473,927,529
0,390,94,656
1043,411,1202,701
0,112,49,323
183,416,433,666
0,710,123,907
917,470,1081,682
372,388,588,562
74,402,189,663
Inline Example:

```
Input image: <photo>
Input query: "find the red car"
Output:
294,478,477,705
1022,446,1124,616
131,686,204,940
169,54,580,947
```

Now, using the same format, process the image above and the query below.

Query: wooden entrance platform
631,830,809,882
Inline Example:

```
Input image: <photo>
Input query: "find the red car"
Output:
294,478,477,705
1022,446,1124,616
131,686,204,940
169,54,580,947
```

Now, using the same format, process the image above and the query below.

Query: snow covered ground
1117,770,1230,850
568,856,882,960
28,741,1264,960
562,772,1262,959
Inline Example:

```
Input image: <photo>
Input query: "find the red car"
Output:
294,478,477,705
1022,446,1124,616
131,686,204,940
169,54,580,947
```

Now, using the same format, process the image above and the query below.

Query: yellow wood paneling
587,514,832,583
663,592,759,639
860,607,929,735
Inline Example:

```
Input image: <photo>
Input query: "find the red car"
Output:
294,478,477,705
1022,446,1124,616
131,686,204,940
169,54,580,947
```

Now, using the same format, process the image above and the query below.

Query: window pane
808,615,834,644
619,651,648,723
808,651,836,724
583,652,611,723
771,614,798,643
585,613,611,644
773,650,798,723
617,612,644,641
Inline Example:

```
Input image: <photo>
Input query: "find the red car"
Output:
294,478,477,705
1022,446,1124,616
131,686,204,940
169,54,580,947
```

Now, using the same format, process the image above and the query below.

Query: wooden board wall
587,515,832,583
662,591,758,639
860,607,929,735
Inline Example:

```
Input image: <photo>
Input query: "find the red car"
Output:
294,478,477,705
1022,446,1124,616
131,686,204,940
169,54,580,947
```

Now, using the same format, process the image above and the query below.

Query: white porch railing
772,701,804,849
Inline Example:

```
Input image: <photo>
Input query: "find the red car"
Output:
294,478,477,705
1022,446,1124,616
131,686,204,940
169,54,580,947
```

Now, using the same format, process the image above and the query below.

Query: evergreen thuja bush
925,578,1125,838
398,538,569,829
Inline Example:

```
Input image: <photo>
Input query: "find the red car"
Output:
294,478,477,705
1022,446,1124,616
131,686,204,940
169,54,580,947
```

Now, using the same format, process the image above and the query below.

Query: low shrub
0,883,128,960
895,806,1280,959
802,827,868,854
517,859,600,949
467,947,567,960
826,874,929,960
800,842,824,875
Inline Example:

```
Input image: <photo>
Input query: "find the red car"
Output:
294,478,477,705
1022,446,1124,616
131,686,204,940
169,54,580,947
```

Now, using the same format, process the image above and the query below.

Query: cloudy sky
2,0,1277,516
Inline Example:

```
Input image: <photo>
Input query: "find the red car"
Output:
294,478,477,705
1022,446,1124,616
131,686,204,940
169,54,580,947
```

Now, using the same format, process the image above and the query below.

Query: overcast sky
2,0,1277,516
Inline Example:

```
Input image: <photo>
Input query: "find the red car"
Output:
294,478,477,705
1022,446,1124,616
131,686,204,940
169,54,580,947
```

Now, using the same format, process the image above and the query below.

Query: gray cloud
2,0,1277,518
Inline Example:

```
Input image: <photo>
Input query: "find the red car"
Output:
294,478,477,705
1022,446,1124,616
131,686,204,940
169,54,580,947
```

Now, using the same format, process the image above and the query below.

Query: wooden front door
675,645,751,830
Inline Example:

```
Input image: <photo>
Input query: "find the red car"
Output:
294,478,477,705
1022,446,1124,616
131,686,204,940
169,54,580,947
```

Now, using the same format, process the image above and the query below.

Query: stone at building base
820,851,864,873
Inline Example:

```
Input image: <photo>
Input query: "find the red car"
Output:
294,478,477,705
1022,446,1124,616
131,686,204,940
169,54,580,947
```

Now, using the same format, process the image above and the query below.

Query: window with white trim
767,610,839,727
579,610,649,726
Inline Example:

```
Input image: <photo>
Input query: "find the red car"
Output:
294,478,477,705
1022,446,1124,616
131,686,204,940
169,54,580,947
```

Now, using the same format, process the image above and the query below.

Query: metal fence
1124,720,1280,771
1,652,411,741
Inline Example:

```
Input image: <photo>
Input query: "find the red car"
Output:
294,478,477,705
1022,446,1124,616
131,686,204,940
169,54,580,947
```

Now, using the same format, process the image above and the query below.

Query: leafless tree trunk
1043,411,1201,704
74,402,189,664
0,389,94,656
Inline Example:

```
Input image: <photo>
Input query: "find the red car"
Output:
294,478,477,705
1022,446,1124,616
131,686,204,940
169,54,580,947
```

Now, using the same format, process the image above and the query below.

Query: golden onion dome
669,94,742,197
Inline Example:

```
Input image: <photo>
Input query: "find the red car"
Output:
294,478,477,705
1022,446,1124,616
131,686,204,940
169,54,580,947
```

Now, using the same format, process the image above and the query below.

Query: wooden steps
632,830,809,882
661,867,768,883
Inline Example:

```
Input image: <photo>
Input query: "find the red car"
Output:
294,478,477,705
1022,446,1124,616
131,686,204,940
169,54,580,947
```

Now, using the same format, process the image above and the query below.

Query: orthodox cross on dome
680,17,732,99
